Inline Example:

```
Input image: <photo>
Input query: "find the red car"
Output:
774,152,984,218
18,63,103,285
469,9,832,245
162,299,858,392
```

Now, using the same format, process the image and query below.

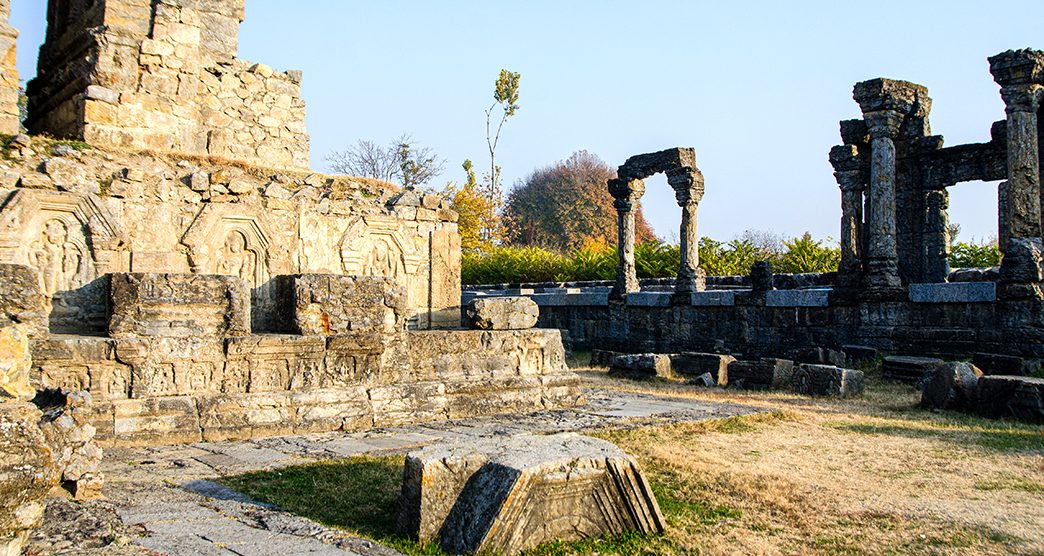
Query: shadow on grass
830,419,1044,453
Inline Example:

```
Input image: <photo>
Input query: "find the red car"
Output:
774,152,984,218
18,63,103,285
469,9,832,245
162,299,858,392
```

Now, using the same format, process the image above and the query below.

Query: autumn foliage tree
503,151,657,250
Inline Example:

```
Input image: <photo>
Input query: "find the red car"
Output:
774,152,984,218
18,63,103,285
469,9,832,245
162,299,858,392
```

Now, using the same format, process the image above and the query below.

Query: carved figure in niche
30,219,85,295
365,238,404,279
217,230,257,284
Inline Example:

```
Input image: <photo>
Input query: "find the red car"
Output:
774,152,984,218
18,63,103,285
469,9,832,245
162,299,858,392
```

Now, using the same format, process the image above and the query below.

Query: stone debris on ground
882,356,944,383
398,433,664,555
920,362,984,411
976,375,1044,424
791,364,865,398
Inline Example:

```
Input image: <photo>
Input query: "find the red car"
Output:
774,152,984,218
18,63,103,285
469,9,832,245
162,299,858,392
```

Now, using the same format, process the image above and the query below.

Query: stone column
0,0,19,135
990,50,1044,295
668,168,705,297
609,178,645,300
830,144,866,288
923,189,950,283
861,110,904,290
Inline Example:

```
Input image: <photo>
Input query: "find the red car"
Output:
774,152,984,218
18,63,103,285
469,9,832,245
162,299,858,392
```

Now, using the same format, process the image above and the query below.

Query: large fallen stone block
397,433,664,555
728,358,794,389
788,347,846,368
977,376,1044,424
920,362,983,411
465,297,539,330
882,356,942,383
791,364,864,397
590,349,625,367
609,354,673,380
670,352,733,385
972,353,1026,376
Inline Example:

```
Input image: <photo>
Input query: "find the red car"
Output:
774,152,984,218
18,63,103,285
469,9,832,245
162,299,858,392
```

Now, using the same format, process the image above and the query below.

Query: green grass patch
828,417,1043,453
974,477,1044,494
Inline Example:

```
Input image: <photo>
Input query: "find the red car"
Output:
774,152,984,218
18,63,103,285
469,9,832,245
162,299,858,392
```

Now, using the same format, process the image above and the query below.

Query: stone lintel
853,78,930,116
989,48,1044,87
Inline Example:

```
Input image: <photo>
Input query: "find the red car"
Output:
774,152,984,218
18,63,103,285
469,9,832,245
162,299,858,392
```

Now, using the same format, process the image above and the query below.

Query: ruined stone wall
0,0,19,134
26,0,309,170
0,139,461,331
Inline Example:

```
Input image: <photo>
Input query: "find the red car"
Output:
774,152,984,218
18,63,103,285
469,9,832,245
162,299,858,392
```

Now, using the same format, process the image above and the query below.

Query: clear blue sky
11,1,1044,243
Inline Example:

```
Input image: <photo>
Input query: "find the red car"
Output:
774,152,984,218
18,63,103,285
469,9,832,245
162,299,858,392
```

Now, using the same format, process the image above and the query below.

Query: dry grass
578,363,1043,555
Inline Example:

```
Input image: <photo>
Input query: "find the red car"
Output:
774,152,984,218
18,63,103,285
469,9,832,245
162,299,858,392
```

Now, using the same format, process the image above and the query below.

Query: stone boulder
883,356,943,383
609,354,673,380
728,358,794,389
397,433,664,555
0,325,34,401
977,376,1044,424
670,352,733,385
920,362,983,411
791,364,864,397
0,402,59,556
465,297,539,331
972,353,1026,376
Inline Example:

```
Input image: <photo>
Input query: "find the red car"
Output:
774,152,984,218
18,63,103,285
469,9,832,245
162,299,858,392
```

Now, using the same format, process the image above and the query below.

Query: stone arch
338,215,422,278
608,148,705,300
180,204,280,287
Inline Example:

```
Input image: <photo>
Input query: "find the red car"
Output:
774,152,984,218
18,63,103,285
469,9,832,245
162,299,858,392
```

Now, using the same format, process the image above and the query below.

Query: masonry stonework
26,0,309,169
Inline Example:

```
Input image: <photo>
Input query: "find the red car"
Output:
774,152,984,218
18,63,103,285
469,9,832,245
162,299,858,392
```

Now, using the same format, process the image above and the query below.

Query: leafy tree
482,70,520,213
950,241,1001,268
325,133,444,188
443,160,505,251
504,151,657,250
773,233,840,274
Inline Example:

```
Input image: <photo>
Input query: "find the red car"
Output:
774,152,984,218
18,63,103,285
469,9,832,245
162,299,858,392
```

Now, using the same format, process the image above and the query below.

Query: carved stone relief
181,204,285,286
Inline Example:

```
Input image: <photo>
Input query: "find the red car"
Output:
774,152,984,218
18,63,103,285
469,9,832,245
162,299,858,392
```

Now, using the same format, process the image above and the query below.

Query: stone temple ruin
470,49,1044,372
0,0,584,448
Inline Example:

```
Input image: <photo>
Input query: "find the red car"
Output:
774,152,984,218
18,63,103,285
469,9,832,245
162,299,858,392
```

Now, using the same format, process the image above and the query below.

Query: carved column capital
999,84,1042,114
667,168,704,206
863,110,903,140
608,178,645,210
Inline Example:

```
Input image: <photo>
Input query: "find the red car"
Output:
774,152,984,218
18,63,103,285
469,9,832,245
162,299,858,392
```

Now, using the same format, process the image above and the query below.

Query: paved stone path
29,388,758,556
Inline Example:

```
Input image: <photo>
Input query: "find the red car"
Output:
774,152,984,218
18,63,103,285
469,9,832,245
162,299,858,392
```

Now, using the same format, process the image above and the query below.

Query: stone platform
27,388,759,556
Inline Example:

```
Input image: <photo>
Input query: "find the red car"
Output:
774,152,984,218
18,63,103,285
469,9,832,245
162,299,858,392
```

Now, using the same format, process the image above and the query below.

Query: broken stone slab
921,362,983,411
787,347,847,368
590,349,624,367
464,297,539,330
609,354,673,380
728,358,794,389
841,344,879,365
972,353,1026,376
109,273,250,338
791,364,865,397
396,432,665,555
670,352,733,385
882,356,943,383
976,376,1044,424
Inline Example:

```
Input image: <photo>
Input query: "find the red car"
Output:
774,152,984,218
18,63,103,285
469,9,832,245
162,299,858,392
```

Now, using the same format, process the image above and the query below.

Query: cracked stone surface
26,388,757,556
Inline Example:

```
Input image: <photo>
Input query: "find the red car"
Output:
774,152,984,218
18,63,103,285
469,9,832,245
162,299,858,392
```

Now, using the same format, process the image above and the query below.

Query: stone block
688,290,736,306
369,382,447,428
283,274,408,336
590,349,624,367
909,282,997,303
109,273,250,338
920,362,983,411
197,392,294,442
728,358,794,389
609,354,673,380
842,344,879,364
670,352,733,385
0,325,33,401
787,347,847,367
791,364,864,397
976,376,1044,424
529,292,610,306
766,289,831,307
882,356,943,383
111,396,202,447
0,264,48,337
972,353,1026,376
397,433,664,555
0,401,58,556
465,297,539,330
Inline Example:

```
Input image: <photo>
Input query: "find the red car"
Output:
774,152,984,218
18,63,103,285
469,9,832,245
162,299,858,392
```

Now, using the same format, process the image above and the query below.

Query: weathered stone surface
284,274,408,336
465,296,539,330
0,264,48,337
670,352,733,385
609,354,673,380
977,375,1044,424
921,362,983,411
972,352,1027,376
788,347,847,368
0,401,58,556
728,358,794,389
791,364,865,397
909,282,997,303
109,273,250,338
590,349,624,367
0,324,33,401
397,433,665,555
883,356,943,383
34,389,104,500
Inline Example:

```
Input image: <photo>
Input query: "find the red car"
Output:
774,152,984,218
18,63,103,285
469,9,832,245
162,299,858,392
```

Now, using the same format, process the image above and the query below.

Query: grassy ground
221,360,1043,556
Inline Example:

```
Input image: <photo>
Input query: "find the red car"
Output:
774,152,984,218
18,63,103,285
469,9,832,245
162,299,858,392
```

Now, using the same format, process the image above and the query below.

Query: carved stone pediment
0,190,124,293
181,204,288,287
339,215,423,278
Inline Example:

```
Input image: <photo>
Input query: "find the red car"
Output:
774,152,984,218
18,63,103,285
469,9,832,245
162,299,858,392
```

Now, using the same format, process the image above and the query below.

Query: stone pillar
830,144,866,288
923,189,950,283
668,168,706,297
0,0,19,135
861,110,904,290
609,178,645,300
990,50,1044,295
